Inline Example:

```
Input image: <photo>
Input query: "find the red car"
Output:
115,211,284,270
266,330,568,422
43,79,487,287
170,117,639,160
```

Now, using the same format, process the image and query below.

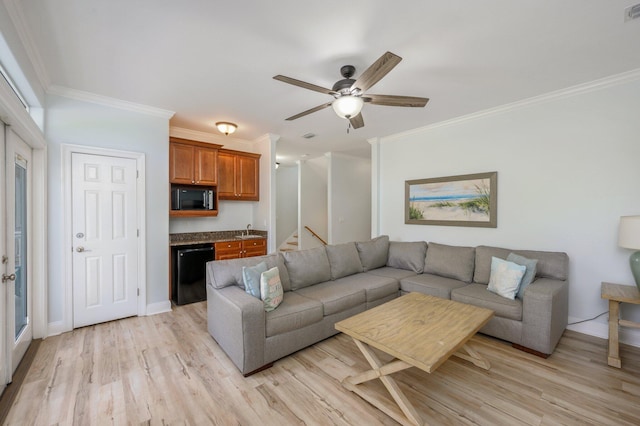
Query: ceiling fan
273,51,429,130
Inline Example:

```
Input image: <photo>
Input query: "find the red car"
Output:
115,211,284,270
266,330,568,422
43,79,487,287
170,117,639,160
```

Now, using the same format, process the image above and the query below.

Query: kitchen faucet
246,224,252,236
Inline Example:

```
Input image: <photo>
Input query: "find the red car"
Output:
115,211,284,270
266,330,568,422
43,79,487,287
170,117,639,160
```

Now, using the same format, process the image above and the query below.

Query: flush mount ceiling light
216,122,237,135
331,95,364,119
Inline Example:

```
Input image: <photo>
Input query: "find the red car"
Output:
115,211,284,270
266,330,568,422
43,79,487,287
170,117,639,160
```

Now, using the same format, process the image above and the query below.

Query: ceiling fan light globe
332,96,364,119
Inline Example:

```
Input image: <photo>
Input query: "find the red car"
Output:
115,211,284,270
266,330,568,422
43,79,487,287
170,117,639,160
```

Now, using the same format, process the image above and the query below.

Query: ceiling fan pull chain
347,121,351,134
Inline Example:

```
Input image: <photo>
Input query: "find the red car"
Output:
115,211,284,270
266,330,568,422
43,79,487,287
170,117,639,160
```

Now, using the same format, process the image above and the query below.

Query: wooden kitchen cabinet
214,240,243,260
242,238,267,257
214,238,267,260
218,149,261,201
170,137,222,186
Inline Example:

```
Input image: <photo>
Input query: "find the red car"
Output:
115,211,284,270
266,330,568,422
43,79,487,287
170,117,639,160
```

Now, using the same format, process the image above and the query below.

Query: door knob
2,273,16,283
76,246,88,252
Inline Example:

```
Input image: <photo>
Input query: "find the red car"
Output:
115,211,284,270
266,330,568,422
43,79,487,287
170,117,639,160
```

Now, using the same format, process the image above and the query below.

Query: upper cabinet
218,149,261,201
169,137,222,186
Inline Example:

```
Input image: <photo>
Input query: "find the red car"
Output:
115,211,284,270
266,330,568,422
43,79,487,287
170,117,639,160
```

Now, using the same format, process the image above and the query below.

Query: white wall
299,157,328,249
46,93,170,329
328,152,371,244
252,134,278,253
376,73,640,345
276,164,298,247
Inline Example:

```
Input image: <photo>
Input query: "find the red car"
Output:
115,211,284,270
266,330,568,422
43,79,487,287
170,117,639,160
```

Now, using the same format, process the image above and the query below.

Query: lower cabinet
214,238,266,260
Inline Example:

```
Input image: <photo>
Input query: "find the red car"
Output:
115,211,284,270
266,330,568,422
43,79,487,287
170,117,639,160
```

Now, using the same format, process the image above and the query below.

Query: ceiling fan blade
349,113,364,129
285,102,333,121
350,52,402,93
364,94,429,107
273,75,337,95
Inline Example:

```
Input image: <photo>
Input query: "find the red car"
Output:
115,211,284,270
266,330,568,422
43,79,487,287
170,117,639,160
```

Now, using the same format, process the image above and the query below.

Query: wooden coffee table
335,292,494,426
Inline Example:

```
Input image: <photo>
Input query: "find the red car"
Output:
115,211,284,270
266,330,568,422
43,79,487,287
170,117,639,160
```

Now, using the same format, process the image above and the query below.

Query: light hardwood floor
5,301,640,425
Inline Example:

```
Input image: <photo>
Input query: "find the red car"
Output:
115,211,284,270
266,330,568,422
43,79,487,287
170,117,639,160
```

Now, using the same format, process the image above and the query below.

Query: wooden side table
601,282,640,368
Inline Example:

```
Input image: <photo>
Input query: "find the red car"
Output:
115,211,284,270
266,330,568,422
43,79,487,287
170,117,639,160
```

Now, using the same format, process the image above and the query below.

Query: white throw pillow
487,257,526,300
260,267,283,311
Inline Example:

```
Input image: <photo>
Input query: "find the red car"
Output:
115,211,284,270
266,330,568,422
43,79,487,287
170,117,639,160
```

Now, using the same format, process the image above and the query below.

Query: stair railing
304,226,327,245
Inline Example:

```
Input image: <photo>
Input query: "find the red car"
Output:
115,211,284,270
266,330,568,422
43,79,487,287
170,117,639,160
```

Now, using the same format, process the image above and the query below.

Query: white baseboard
567,317,640,348
47,320,69,337
146,300,172,316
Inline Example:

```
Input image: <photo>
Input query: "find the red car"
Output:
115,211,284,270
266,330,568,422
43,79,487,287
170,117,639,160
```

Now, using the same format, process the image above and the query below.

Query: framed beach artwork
405,172,497,227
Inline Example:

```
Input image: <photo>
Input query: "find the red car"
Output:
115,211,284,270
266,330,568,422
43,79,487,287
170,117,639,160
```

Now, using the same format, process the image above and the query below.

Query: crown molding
382,67,640,143
3,0,51,89
48,85,175,119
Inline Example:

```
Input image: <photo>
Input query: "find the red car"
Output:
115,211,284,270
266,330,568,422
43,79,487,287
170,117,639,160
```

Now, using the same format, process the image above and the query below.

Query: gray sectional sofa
206,236,569,375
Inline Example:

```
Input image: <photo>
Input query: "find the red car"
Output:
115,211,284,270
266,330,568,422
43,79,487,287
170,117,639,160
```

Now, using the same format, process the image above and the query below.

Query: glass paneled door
4,128,32,376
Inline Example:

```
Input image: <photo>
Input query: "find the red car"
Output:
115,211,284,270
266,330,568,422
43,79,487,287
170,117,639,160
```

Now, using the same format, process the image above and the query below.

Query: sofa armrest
521,278,569,354
206,284,266,374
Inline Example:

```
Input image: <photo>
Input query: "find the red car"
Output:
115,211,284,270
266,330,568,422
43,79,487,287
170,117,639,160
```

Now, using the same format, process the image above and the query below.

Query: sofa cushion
265,292,323,337
325,242,363,280
507,253,538,299
334,273,399,303
283,246,332,291
356,235,389,271
242,261,267,298
209,253,291,291
387,241,427,273
400,273,468,299
452,284,522,321
487,257,526,300
366,267,418,281
296,281,366,316
260,267,284,312
424,242,476,283
474,246,569,284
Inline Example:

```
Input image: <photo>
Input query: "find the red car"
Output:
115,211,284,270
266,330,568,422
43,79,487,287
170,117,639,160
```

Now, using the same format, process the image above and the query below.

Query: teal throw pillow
260,267,283,312
506,253,538,299
487,257,526,300
242,261,268,298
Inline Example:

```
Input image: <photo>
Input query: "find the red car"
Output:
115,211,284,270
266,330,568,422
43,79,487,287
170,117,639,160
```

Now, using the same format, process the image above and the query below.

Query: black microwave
171,187,216,211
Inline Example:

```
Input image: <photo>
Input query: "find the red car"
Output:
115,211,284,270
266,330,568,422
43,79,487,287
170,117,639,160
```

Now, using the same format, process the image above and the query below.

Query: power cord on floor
567,311,609,325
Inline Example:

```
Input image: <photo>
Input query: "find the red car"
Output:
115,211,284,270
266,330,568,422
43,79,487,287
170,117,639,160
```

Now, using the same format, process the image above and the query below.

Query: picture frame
405,172,497,227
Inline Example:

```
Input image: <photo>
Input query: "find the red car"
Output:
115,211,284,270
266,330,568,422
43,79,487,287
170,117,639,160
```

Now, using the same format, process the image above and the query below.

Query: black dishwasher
172,244,214,305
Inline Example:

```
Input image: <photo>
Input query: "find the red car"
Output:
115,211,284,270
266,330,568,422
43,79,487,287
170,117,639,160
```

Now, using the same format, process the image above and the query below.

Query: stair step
286,241,298,246
279,248,294,252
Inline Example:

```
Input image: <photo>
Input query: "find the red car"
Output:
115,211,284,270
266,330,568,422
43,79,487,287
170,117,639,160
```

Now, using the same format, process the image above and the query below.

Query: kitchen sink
235,235,264,240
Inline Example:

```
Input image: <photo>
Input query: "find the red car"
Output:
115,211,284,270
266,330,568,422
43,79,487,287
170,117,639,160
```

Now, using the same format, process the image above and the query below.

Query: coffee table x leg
342,338,491,426
343,339,423,426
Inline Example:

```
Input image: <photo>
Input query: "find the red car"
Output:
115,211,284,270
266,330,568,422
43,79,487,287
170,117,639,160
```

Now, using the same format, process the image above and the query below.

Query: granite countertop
169,230,267,246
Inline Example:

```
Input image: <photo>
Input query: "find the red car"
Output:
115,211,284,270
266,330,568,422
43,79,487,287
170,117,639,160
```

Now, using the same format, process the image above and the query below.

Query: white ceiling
13,0,640,163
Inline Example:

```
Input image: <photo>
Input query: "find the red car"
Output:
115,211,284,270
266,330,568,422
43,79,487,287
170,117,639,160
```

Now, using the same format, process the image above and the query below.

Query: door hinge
136,170,139,178
137,229,140,237
137,288,140,296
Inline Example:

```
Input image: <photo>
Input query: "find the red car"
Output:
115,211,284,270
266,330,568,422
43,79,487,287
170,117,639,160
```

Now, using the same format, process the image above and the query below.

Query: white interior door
4,128,32,377
72,153,139,328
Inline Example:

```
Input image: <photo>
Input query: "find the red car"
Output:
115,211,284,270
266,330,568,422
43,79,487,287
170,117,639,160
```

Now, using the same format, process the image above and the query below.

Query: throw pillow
242,261,268,298
260,266,283,311
507,253,538,299
487,257,526,300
